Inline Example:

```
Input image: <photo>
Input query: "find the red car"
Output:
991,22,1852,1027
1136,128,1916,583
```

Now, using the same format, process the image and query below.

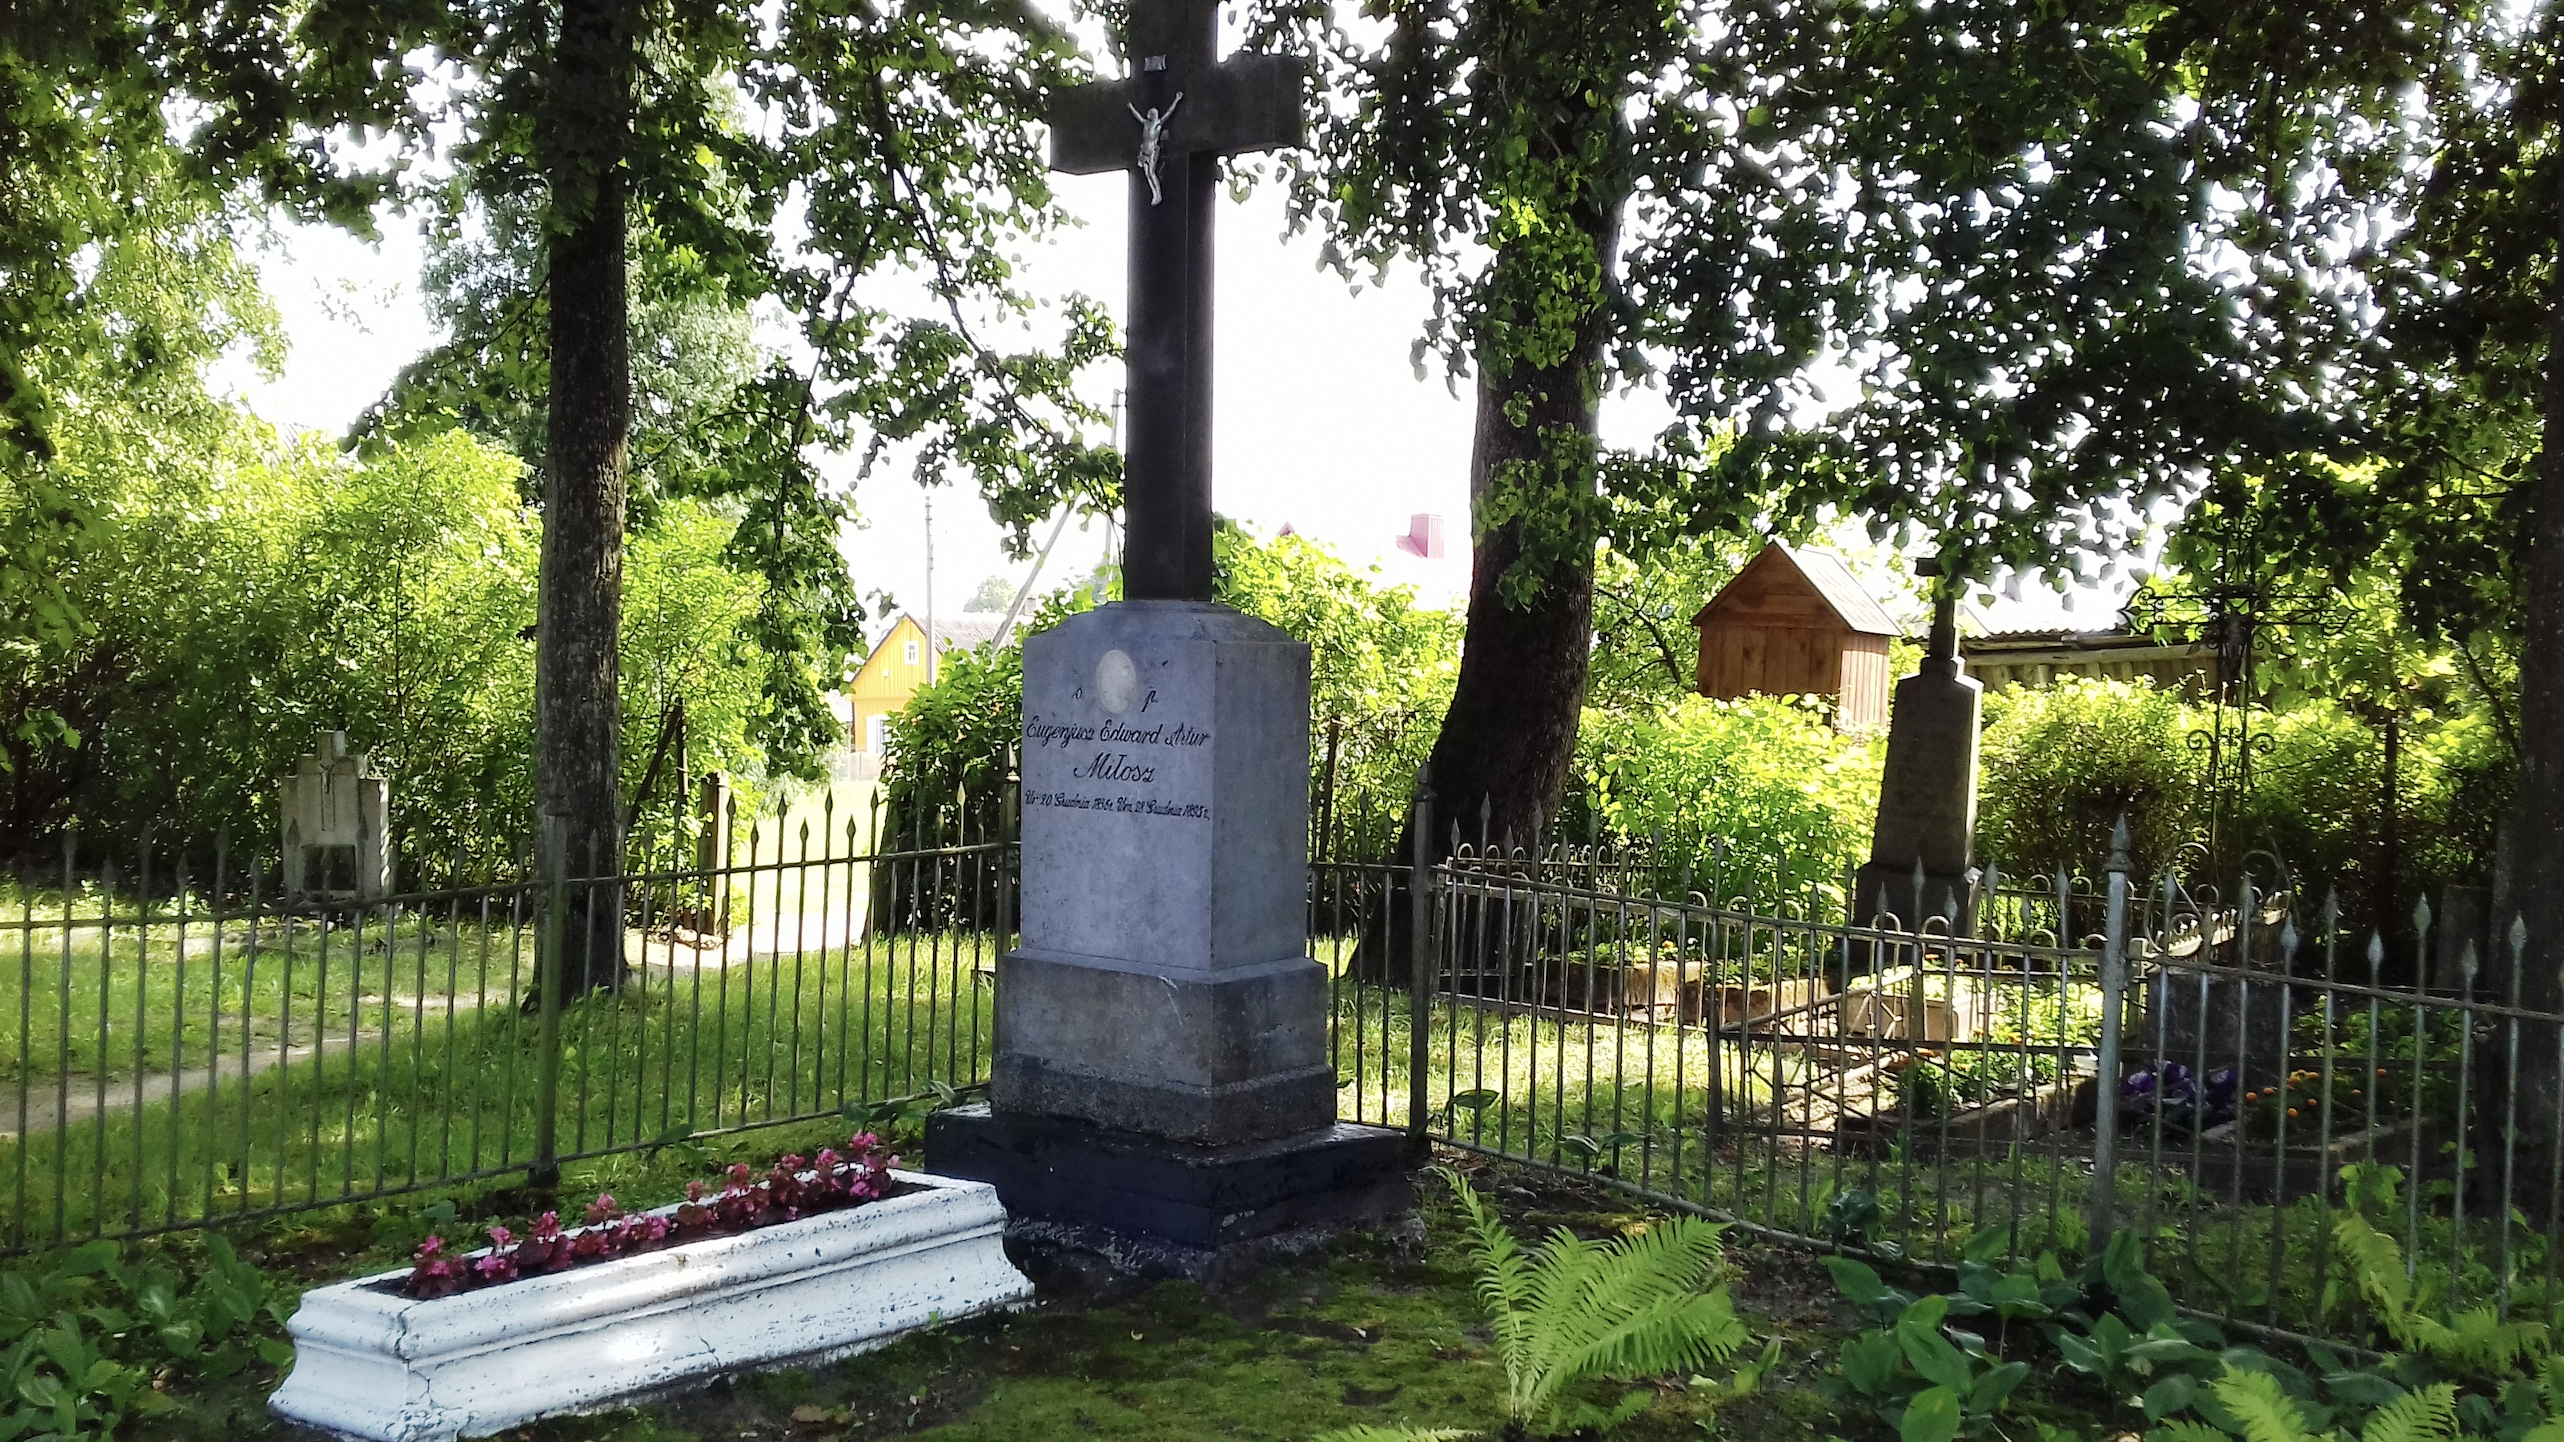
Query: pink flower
584,1193,622,1226
530,1211,562,1242
685,1179,709,1203
486,1224,514,1249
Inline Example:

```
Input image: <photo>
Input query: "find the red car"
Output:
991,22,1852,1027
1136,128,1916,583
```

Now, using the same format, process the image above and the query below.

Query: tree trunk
2505,168,2564,1223
1356,229,1616,981
1428,363,1605,858
535,0,640,994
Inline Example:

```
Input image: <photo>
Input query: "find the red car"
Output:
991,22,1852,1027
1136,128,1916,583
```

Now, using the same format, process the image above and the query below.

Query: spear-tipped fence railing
1325,786,2548,1348
0,780,1009,1255
5,775,2547,1352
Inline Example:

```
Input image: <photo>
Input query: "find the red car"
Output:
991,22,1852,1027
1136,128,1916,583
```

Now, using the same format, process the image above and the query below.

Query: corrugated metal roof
868,612,1007,653
927,615,1005,649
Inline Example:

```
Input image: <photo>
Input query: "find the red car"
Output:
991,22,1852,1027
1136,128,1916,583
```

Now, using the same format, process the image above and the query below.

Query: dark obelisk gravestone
926,0,1412,1276
1851,564,1984,935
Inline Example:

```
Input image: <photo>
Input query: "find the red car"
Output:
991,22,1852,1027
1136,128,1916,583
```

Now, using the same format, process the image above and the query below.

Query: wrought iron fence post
2088,816,2134,1244
532,812,568,1191
1407,765,1436,1153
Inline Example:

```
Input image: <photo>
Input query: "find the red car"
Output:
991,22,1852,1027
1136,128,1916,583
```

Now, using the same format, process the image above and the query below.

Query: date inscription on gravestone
1021,647,1213,821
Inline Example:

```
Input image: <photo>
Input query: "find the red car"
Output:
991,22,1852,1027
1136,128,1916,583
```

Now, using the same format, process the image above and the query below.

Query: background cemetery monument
1852,562,1983,936
281,730,391,906
926,0,1411,1271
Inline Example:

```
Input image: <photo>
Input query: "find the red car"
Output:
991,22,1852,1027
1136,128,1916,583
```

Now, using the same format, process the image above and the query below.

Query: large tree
1272,0,2388,950
128,0,1117,972
0,4,282,836
2141,0,2564,1208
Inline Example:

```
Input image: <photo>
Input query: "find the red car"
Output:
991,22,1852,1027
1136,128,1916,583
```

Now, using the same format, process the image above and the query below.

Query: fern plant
1441,1169,1748,1438
2146,1364,2462,1442
2333,1214,2549,1380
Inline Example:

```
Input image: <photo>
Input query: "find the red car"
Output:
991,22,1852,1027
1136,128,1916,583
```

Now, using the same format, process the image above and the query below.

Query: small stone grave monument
927,0,1410,1274
281,730,390,906
1851,565,1982,934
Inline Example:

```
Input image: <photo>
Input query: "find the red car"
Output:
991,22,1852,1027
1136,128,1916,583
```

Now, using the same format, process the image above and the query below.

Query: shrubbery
1566,696,1881,904
1976,675,2508,906
1976,678,2199,882
1,420,804,876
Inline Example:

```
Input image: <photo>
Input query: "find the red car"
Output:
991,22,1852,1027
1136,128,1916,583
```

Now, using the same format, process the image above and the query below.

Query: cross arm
1047,54,1308,175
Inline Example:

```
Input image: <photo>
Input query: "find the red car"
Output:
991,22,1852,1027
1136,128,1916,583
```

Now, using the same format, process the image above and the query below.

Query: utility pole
923,491,938,687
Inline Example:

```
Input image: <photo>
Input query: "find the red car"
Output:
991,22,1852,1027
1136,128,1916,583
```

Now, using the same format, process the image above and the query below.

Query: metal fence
7,780,2551,1352
1332,794,2554,1347
0,788,1006,1254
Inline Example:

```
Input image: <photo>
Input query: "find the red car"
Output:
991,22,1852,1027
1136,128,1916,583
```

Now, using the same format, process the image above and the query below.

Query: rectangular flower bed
268,1170,1033,1442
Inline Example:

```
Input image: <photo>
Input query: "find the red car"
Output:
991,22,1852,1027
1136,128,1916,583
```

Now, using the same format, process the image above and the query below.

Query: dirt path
0,992,496,1140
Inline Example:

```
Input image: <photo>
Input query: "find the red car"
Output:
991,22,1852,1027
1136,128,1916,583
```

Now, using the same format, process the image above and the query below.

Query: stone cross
926,10,1410,1268
1852,559,1983,940
1048,0,1306,600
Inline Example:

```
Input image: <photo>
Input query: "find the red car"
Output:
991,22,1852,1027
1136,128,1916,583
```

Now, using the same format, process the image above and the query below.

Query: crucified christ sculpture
1127,92,1182,205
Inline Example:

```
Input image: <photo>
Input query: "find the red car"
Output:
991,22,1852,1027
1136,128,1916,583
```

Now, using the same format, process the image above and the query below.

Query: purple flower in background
2120,1061,2237,1134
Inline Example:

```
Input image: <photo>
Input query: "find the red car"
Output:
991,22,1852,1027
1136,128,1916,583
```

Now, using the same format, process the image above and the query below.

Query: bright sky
218,170,1539,621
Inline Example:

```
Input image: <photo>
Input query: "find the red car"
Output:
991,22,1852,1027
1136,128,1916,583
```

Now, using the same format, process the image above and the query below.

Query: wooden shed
1690,542,1898,730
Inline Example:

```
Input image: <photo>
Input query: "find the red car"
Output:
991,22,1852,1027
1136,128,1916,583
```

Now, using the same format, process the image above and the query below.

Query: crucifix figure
1050,0,1306,600
1127,93,1181,205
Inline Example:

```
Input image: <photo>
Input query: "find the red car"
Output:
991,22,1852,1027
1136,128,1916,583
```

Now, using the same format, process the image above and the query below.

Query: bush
1977,673,2505,913
2,422,793,877
1216,527,1461,859
1976,677,2201,883
1567,695,1881,904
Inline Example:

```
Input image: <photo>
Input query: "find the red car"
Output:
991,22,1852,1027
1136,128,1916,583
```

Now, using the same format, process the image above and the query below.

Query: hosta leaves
1898,1384,1962,1442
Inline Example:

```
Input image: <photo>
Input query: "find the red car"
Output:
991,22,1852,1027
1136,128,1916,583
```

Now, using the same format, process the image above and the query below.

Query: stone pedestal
928,602,1410,1273
2136,967,2290,1096
1852,658,1982,933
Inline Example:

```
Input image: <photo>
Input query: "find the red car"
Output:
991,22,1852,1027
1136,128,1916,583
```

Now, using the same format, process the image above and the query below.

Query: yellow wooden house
839,613,1005,756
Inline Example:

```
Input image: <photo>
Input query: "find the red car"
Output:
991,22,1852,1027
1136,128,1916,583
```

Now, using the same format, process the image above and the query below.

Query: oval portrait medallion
1094,649,1139,714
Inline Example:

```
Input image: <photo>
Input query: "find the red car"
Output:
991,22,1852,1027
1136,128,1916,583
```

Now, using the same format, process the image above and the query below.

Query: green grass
7,906,2519,1355
0,805,905,1091
0,930,995,1248
0,888,531,1086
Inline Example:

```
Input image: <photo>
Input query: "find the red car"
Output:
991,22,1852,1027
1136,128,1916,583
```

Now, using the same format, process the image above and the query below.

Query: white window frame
904,639,920,665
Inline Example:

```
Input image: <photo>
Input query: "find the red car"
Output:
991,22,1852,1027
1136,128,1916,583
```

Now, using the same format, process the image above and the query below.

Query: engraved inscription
1023,652,1212,822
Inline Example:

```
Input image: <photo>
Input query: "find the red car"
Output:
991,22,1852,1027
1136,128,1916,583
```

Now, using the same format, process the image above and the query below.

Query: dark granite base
925,1103,1415,1274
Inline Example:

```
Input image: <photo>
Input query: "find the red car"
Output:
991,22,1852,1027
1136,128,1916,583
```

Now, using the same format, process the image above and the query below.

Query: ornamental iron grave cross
1049,0,1307,600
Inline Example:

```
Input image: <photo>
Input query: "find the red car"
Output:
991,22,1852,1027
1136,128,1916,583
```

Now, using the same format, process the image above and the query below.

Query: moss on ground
178,1152,2118,1442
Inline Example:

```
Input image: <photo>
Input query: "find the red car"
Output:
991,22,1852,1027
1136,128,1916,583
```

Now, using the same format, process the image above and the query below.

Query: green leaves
1823,1265,2028,1439
2334,1213,2551,1380
1571,694,1882,905
1824,1257,1917,1326
0,1235,290,1440
1441,1169,1747,1436
1900,1384,1964,1442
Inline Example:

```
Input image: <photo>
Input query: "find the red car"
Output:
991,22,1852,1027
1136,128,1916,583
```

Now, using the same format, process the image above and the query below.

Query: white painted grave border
269,1171,1033,1442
